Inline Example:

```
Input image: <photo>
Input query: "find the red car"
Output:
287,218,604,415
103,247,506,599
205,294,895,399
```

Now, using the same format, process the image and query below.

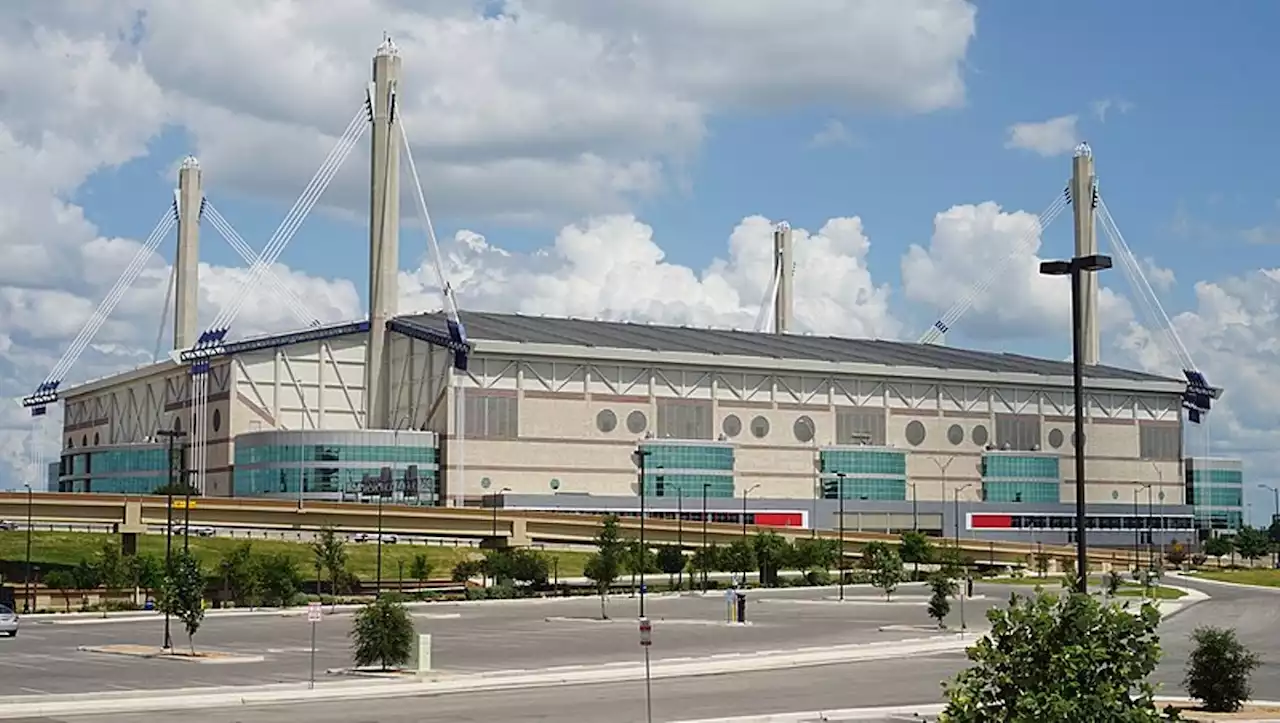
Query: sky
1,1,1277,522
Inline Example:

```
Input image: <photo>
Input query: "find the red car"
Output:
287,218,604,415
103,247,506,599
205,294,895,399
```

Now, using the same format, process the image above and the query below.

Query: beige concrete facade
59,328,1188,507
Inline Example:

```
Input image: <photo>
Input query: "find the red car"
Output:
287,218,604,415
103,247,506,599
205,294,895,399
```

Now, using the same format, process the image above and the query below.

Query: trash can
735,591,747,624
966,577,974,598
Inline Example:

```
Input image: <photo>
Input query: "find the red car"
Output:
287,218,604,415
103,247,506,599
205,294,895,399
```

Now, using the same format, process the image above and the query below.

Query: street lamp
155,427,187,651
633,445,651,617
22,483,32,614
742,484,761,537
701,482,710,592
836,472,847,602
1040,253,1113,594
909,482,918,530
491,486,512,538
1133,483,1151,570
953,483,973,548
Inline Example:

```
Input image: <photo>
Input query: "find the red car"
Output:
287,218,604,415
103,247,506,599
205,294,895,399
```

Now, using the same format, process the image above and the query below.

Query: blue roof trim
387,318,473,356
178,320,371,363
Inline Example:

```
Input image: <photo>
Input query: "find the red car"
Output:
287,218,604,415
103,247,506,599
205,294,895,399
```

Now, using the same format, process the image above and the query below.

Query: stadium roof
393,310,1177,385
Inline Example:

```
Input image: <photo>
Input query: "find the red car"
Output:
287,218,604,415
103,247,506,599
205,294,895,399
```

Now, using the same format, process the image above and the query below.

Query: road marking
18,687,49,694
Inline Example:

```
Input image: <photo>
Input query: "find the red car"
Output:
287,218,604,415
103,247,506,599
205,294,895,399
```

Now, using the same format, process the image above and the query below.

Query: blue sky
15,1,1279,517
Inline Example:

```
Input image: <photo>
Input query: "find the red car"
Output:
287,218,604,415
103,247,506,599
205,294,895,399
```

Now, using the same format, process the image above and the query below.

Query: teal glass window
820,476,906,501
643,472,734,499
639,442,735,497
981,453,1061,504
819,448,906,477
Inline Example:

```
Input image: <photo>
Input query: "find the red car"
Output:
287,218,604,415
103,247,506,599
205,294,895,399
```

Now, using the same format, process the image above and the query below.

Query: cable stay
152,257,177,363
21,204,178,414
400,118,469,372
1094,193,1221,424
753,249,782,333
181,104,369,363
917,191,1070,345
202,201,321,329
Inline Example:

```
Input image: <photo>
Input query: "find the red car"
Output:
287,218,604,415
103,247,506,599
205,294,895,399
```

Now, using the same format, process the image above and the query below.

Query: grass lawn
985,576,1186,600
1113,585,1185,600
0,531,590,582
986,575,1106,586
1192,568,1280,588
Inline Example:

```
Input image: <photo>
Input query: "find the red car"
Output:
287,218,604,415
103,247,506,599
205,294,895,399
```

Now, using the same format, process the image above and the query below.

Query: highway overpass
0,492,1134,569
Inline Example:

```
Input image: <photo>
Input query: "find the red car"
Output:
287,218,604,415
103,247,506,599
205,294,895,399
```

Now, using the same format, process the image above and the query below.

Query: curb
1172,572,1280,593
0,635,974,719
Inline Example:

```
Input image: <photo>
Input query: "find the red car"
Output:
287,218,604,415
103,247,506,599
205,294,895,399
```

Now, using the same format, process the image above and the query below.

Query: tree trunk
599,592,608,620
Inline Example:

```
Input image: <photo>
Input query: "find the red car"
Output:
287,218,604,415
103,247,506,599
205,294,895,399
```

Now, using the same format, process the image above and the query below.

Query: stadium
27,39,1242,548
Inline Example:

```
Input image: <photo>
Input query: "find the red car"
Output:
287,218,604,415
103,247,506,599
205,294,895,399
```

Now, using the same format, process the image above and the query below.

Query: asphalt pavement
42,656,970,723
0,584,986,696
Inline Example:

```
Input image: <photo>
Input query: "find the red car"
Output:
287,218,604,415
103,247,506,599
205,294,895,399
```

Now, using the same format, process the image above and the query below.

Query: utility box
409,633,432,673
735,592,747,624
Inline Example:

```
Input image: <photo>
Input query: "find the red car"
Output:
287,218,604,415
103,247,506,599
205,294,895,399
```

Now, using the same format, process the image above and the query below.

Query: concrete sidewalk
0,634,977,719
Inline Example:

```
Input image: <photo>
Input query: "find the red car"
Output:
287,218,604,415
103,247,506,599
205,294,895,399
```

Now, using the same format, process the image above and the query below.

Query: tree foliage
350,595,415,671
860,541,903,600
217,542,260,607
1232,526,1271,562
94,541,129,590
927,571,957,628
257,552,303,607
792,538,838,573
1204,536,1233,560
1034,551,1051,577
129,554,163,597
1165,540,1188,567
656,545,686,586
311,525,348,603
751,531,789,586
940,591,1170,722
722,539,755,581
410,554,432,584
899,530,934,574
484,548,550,586
584,514,626,619
1185,626,1259,713
159,549,206,654
1104,570,1123,597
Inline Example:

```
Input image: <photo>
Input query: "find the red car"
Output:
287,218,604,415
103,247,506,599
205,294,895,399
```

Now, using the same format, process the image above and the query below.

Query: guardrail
0,491,1133,566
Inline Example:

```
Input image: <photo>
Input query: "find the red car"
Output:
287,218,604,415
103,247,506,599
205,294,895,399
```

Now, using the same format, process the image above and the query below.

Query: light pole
22,483,32,614
836,472,846,602
156,428,187,651
1132,485,1147,570
953,483,972,548
1146,483,1155,571
633,446,651,617
1260,484,1279,567
1041,253,1113,594
701,482,710,592
932,456,955,535
909,482,918,530
1152,462,1166,566
491,486,512,538
742,484,761,537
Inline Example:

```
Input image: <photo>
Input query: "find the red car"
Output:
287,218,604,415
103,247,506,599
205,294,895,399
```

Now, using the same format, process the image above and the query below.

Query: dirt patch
77,644,264,663
1169,704,1280,721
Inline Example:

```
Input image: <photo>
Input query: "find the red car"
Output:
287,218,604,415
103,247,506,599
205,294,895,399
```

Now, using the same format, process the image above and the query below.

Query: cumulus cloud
1004,115,1081,157
900,201,1133,342
808,120,856,149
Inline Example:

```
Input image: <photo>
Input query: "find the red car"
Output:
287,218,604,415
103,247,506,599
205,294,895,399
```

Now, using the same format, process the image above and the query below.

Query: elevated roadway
0,492,1131,567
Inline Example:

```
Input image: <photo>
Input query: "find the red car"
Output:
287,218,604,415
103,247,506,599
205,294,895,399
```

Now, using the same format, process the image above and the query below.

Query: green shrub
1184,626,1259,712
350,596,415,671
804,570,832,586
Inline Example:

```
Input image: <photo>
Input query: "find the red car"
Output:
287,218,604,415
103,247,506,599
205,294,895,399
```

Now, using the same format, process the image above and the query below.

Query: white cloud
1004,115,1081,157
1142,257,1176,292
808,120,856,149
900,201,1133,342
1092,98,1134,122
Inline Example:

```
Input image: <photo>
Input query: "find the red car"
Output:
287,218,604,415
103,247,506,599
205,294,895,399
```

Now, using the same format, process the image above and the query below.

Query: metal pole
701,483,709,593
677,491,684,591
183,468,192,553
837,472,845,602
23,484,32,613
376,489,384,597
643,645,653,723
1070,265,1089,594
1133,488,1140,570
491,495,499,538
1147,485,1154,571
911,483,918,530
638,446,647,618
742,489,748,536
309,619,317,690
953,488,960,548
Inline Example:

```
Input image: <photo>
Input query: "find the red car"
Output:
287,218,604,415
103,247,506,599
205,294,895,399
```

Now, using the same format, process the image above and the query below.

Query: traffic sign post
307,602,322,689
639,616,653,723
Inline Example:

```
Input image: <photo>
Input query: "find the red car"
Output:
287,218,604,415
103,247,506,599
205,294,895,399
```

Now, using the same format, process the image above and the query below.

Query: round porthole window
750,415,770,439
1048,428,1064,449
722,414,742,438
947,424,964,446
550,478,561,490
626,410,648,435
481,477,492,489
972,424,989,447
596,409,617,433
794,416,815,443
1112,490,1120,500
1158,490,1166,501
905,420,926,447
212,408,222,433
1072,431,1086,447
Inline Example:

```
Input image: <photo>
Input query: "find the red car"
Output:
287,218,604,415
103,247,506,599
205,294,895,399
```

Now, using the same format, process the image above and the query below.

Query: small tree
94,541,129,590
1184,626,1260,713
1232,526,1271,564
70,558,101,591
410,554,432,585
1165,540,1188,567
350,595,415,671
723,540,755,585
257,552,303,607
217,542,260,608
752,531,790,587
159,549,205,654
584,514,626,619
130,554,163,602
1204,535,1233,564
1034,551,1051,578
860,541,903,600
927,571,957,629
689,544,721,588
312,526,348,607
656,545,685,588
44,569,75,612
1104,570,1123,598
940,591,1167,721
899,530,934,578
451,558,484,583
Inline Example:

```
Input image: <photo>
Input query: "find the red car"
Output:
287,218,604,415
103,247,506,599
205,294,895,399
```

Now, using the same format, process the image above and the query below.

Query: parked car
0,604,18,637
172,525,216,538
0,520,17,531
353,532,398,544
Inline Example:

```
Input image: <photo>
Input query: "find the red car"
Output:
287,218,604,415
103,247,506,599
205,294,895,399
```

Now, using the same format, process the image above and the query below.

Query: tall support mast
772,222,793,334
1070,142,1100,365
365,36,402,428
174,156,202,351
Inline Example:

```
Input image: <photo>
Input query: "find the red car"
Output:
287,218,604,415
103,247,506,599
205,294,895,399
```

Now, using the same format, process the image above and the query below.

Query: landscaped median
666,699,1280,722
1184,568,1280,589
0,634,977,719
